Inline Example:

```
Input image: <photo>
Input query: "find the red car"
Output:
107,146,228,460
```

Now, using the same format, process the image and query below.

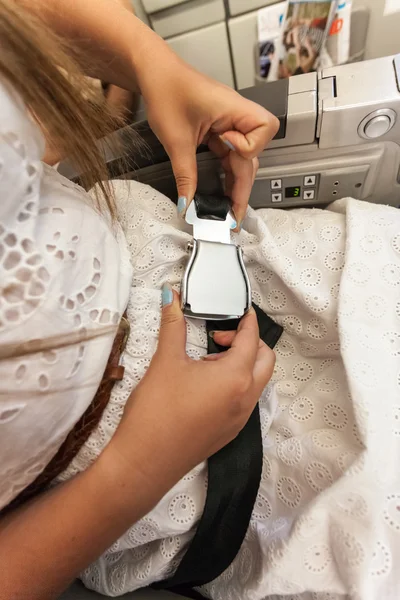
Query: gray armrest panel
60,581,187,600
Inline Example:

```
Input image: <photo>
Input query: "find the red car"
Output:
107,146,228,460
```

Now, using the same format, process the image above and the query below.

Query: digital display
285,186,301,199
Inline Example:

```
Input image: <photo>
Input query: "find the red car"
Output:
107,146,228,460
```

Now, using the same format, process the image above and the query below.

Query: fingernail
177,196,187,216
209,331,216,339
230,219,237,230
221,138,236,152
161,282,173,307
232,210,241,232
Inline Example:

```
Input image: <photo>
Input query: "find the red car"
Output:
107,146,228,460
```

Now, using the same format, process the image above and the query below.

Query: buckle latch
181,199,251,321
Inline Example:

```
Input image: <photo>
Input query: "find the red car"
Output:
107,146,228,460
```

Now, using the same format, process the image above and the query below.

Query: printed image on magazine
278,0,338,79
258,40,276,79
256,1,286,80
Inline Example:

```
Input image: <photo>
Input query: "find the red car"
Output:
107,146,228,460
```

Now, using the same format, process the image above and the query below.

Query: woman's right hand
105,286,275,501
0,286,274,600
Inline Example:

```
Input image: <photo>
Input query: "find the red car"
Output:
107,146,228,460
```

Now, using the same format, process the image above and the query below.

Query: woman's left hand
137,56,279,228
38,1,278,226
37,2,278,224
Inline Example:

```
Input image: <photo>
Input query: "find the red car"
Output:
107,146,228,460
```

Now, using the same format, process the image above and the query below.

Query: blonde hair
0,0,134,215
0,0,141,366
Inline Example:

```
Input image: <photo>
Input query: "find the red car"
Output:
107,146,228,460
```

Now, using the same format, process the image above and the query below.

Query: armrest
60,580,188,600
58,79,287,182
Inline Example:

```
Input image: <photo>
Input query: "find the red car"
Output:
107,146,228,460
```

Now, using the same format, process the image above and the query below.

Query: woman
1,1,277,596
1,2,400,600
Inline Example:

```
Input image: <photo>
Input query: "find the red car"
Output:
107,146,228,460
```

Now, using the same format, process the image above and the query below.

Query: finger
169,145,198,217
224,170,235,205
208,134,234,200
252,157,259,185
221,123,277,160
251,343,276,397
225,308,260,370
156,284,187,360
220,105,280,160
208,133,230,160
209,135,258,229
202,351,229,362
228,153,255,228
210,330,237,347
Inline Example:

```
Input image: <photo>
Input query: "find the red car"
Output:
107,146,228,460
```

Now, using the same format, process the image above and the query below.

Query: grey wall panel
168,21,234,87
228,0,280,18
131,0,151,25
142,0,189,14
353,0,400,59
151,0,225,38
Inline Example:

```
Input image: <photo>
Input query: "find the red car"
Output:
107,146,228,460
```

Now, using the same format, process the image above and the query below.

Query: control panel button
271,193,282,203
304,175,316,186
303,190,315,200
358,109,396,140
271,179,282,190
363,115,391,139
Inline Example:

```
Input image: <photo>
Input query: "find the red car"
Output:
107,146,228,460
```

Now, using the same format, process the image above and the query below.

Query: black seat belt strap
154,305,283,597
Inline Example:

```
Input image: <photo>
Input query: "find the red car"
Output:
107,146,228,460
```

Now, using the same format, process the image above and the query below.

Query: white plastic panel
228,9,259,90
353,0,400,60
131,0,150,25
142,0,189,14
167,22,234,88
151,0,225,39
228,0,279,18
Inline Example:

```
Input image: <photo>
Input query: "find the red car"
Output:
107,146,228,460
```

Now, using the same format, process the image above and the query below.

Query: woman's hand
106,286,275,498
136,56,279,228
36,1,278,226
0,289,274,599
0,285,274,600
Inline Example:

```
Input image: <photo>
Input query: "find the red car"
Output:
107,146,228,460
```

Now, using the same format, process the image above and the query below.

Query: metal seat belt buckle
181,198,252,321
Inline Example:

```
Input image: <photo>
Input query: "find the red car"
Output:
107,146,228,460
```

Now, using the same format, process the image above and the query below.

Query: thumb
170,145,198,215
221,116,279,160
157,283,187,359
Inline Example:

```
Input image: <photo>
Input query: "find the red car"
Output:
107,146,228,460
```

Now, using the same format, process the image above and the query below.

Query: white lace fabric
1,77,400,600
62,180,399,600
0,80,132,510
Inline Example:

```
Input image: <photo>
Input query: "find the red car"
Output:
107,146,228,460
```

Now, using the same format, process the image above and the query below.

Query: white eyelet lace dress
1,77,400,600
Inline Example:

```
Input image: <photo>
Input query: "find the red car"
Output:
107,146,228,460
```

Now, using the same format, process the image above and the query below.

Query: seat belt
153,304,283,598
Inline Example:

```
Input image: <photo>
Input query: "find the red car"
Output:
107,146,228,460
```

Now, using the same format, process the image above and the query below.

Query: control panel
249,148,375,209
63,57,399,211
265,174,320,206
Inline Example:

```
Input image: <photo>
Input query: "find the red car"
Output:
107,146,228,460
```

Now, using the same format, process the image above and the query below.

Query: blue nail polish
161,283,173,307
230,219,237,230
177,196,187,216
222,138,236,152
